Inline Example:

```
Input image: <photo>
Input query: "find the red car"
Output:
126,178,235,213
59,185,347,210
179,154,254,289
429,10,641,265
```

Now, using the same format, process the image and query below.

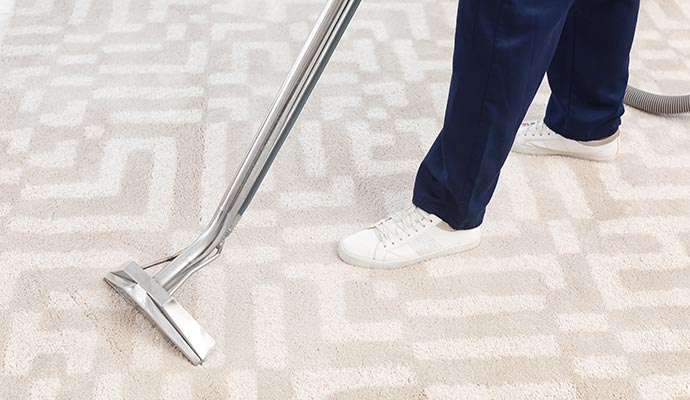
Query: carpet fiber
1,0,690,399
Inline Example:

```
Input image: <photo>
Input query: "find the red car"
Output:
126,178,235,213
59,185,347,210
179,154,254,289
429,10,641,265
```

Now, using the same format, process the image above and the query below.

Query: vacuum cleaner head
104,262,215,365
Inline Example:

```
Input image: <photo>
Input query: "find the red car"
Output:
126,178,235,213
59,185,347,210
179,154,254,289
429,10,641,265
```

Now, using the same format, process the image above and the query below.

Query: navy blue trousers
413,0,640,229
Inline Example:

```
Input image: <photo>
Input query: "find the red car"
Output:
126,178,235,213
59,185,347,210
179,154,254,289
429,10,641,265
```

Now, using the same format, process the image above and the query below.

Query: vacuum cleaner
104,0,689,365
104,0,363,365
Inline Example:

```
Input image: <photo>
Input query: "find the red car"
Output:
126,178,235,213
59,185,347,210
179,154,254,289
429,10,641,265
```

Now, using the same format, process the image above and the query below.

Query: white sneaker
512,121,621,162
337,205,482,269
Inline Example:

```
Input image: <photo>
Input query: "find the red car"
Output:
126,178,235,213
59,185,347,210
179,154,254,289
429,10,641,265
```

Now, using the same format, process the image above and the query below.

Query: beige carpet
1,0,690,398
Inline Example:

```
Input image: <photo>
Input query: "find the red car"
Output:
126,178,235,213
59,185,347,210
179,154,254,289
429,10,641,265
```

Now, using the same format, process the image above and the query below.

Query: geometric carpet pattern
1,0,689,398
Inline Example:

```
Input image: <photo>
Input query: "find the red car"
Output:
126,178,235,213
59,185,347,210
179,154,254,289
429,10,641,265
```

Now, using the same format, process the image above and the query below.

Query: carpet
1,0,690,398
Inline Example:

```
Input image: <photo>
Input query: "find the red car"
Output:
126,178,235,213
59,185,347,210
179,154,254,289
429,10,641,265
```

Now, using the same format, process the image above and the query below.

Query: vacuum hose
624,85,690,114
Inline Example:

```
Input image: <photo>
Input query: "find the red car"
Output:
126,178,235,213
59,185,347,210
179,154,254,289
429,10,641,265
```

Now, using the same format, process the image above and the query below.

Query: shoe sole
337,237,482,270
511,145,618,162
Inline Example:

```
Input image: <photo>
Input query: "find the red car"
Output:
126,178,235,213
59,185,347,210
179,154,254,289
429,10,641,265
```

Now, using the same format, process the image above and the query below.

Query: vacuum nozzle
104,262,215,365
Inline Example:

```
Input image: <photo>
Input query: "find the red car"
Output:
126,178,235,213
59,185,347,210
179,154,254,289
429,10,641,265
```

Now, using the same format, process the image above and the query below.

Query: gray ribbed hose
624,85,690,114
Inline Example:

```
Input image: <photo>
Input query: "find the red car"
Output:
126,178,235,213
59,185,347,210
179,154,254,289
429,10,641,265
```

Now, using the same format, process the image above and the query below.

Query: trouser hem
543,117,621,142
412,195,484,231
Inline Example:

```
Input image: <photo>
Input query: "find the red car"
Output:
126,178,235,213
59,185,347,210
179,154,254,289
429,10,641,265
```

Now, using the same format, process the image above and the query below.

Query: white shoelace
374,206,433,247
520,121,552,137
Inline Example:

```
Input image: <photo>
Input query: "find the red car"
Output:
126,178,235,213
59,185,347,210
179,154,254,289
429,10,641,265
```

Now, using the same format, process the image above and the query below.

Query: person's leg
338,0,578,269
544,0,641,141
413,0,574,230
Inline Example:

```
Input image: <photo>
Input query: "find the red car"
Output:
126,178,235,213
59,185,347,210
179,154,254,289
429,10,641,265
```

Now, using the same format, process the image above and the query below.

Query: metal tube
154,0,362,290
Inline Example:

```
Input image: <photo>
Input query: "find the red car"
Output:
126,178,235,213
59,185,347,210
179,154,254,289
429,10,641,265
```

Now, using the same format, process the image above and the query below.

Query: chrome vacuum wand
104,0,362,365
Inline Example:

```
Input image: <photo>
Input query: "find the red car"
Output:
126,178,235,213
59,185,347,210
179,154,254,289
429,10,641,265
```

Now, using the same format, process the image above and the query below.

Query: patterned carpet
1,0,690,398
